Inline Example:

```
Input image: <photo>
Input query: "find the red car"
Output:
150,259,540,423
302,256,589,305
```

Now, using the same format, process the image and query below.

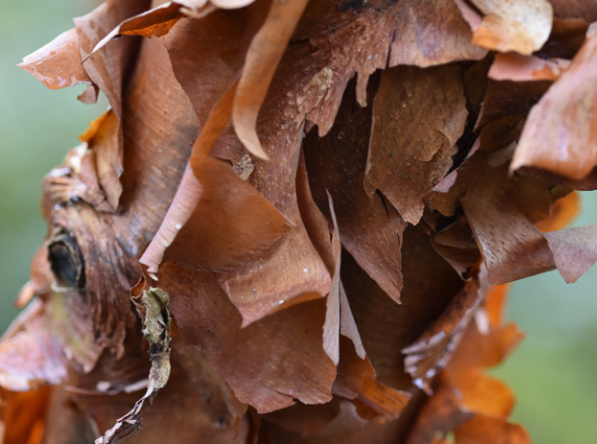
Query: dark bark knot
47,231,85,290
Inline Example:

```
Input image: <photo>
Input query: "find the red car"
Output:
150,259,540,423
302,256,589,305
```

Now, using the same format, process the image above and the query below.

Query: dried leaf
96,287,172,443
512,23,597,180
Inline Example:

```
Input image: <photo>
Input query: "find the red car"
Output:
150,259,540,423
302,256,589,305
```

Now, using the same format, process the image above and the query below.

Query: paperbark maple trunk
2,1,597,443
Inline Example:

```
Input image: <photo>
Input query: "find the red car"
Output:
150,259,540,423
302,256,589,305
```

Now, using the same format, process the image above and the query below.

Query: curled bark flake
389,0,488,68
462,169,555,284
78,110,123,212
545,224,597,283
365,65,467,225
74,0,148,119
160,262,335,413
488,53,570,82
402,277,483,392
454,415,530,444
233,0,310,159
456,0,553,55
305,80,406,303
0,301,66,392
512,23,597,180
18,28,96,103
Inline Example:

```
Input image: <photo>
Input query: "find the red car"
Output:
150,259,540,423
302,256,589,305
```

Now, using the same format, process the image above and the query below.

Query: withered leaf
512,23,597,180
96,287,172,444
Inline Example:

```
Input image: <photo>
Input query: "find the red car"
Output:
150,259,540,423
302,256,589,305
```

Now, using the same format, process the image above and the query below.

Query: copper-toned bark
4,0,597,443
512,23,597,180
365,64,467,225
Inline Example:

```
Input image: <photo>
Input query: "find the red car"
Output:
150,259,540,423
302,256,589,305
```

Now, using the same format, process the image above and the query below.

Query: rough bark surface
3,0,597,443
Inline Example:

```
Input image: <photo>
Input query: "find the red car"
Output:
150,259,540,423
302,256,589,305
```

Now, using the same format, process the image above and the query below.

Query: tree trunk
2,1,597,443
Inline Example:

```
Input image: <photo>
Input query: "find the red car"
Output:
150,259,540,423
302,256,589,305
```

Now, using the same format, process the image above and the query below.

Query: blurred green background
1,1,596,443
